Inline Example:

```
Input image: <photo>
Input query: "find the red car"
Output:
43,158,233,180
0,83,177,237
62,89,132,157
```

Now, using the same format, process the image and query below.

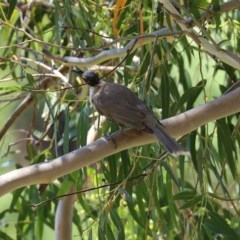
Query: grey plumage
76,70,188,156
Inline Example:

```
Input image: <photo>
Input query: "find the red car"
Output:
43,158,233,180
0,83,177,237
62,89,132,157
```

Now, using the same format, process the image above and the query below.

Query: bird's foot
104,134,117,149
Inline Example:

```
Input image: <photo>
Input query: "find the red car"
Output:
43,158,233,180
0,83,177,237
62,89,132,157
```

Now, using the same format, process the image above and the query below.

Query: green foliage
0,0,240,239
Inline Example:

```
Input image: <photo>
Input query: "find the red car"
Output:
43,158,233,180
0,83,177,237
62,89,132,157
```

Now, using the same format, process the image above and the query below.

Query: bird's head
73,69,100,86
82,71,100,86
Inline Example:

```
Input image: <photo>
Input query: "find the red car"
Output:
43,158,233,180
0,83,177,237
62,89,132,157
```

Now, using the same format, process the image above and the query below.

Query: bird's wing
92,83,152,129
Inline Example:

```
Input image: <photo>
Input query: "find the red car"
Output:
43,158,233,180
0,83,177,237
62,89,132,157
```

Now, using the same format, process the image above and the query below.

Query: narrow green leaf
63,108,70,154
216,119,236,178
161,66,170,118
173,191,197,201
7,0,17,19
26,73,35,86
0,231,14,240
119,150,131,177
208,192,239,202
139,50,151,77
204,212,239,240
179,195,202,209
212,0,220,11
126,198,145,229
110,208,125,240
9,188,24,211
88,228,93,240
0,86,21,91
77,103,90,146
161,162,180,188
174,80,207,112
166,174,178,228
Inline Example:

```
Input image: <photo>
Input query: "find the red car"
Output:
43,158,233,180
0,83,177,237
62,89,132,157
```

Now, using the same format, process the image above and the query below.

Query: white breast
89,86,95,104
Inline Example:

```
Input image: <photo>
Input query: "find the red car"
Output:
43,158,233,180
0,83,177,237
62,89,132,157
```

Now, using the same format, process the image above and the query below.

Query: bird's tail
152,126,189,156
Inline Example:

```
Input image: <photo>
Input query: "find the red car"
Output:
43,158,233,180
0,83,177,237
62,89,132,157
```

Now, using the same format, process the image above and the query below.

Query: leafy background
0,0,240,239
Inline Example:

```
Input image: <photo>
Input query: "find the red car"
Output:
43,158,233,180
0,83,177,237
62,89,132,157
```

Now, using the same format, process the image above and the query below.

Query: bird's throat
89,81,104,104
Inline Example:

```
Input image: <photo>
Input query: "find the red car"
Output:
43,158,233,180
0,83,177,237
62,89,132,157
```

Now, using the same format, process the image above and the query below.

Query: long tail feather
152,126,189,156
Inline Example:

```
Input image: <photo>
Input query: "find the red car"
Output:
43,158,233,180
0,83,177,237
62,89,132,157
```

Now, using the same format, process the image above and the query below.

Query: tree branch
55,185,76,240
160,0,240,70
44,0,240,70
0,64,69,142
0,87,240,197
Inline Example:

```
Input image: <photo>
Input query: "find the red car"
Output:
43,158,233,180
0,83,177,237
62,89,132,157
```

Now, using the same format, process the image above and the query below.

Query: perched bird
74,69,188,156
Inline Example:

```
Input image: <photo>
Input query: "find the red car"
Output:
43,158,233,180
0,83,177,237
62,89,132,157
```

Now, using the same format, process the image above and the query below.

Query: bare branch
0,93,33,141
0,86,240,197
160,0,240,69
44,0,240,70
0,65,69,141
20,57,71,86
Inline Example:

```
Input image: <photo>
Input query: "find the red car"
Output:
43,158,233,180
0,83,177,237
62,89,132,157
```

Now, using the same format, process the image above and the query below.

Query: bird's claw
104,134,117,149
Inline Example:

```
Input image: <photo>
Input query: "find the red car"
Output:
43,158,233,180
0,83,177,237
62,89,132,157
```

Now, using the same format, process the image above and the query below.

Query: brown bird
74,70,188,156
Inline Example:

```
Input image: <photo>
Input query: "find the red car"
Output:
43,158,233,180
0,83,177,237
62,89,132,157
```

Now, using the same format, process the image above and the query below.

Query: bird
73,69,188,156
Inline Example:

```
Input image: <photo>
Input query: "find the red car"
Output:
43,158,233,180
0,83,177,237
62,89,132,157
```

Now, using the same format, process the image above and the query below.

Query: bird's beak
72,69,84,76
72,69,85,85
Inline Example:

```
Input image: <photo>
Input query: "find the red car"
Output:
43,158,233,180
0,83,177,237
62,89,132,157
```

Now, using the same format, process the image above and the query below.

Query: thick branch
55,185,76,240
0,87,240,197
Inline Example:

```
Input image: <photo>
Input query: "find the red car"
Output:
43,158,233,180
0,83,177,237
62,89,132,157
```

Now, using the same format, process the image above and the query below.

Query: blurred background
0,0,240,239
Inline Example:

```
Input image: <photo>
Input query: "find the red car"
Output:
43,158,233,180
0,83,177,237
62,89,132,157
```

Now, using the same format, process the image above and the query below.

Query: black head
81,71,100,86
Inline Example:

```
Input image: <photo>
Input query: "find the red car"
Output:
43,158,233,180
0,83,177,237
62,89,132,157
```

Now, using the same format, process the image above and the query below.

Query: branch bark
0,87,239,197
55,185,76,240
